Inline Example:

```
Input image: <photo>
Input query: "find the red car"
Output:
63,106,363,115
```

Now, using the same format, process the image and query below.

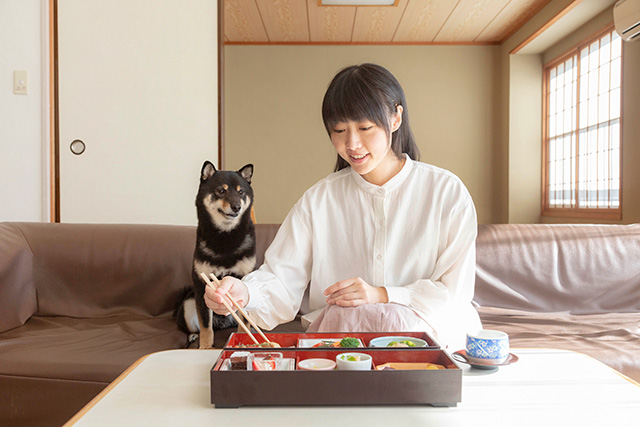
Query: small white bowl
298,358,336,371
336,353,372,371
369,336,428,348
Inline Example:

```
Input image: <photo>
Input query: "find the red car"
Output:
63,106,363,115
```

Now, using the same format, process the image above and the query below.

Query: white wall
0,0,46,222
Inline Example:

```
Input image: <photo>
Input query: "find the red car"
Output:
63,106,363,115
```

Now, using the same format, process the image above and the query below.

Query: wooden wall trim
50,0,60,222
510,0,581,55
224,41,499,46
218,0,225,169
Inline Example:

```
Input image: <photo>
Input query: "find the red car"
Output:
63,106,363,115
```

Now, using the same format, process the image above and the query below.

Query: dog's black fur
175,161,256,349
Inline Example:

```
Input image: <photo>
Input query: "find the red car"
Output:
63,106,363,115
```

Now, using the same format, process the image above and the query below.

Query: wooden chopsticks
199,272,278,347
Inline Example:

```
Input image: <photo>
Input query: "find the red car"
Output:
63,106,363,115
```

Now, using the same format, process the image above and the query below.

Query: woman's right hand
203,276,250,315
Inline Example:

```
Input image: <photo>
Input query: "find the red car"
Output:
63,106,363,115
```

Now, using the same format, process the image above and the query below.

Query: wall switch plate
14,70,28,95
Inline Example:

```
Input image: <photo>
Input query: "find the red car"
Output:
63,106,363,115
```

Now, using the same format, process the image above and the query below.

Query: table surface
64,348,640,426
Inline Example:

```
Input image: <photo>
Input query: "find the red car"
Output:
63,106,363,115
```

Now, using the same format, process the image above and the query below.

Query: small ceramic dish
336,353,372,371
298,358,336,371
368,336,428,348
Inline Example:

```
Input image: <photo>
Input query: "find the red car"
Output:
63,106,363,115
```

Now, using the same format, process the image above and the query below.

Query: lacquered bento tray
210,332,461,408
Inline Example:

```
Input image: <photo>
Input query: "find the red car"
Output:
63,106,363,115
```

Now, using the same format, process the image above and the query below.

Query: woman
205,63,481,349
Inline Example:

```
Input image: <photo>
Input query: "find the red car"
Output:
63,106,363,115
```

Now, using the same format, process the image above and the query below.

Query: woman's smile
349,153,369,163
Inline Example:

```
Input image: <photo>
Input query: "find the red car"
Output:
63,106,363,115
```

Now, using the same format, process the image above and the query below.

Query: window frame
541,24,623,221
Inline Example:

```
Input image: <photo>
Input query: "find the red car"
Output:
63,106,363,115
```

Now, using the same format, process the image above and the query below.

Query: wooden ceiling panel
255,0,310,42
393,0,458,43
224,0,561,45
308,1,356,42
351,0,408,42
475,0,552,42
434,0,511,42
224,0,269,43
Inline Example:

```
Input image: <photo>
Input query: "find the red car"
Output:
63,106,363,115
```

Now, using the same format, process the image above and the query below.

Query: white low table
64,349,640,426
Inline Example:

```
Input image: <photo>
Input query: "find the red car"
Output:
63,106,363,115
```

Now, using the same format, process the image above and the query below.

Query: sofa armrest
0,223,37,333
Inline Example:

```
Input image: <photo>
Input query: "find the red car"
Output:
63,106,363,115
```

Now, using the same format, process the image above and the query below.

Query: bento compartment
222,331,439,349
222,332,298,348
215,350,295,371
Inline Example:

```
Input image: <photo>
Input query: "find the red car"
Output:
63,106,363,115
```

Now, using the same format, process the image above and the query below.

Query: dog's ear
238,164,254,184
201,161,216,182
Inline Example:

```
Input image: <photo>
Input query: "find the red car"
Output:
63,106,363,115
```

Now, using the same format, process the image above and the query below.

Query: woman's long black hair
321,63,420,172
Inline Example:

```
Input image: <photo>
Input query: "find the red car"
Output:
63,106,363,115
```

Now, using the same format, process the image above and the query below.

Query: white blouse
244,155,481,348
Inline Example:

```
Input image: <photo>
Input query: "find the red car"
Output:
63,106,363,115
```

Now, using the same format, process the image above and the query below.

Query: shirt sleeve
385,198,478,321
242,203,312,330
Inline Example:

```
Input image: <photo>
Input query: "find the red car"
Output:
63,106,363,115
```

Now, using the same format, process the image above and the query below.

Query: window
542,27,622,219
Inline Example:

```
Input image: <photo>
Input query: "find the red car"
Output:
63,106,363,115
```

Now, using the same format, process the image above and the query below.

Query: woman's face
330,107,403,186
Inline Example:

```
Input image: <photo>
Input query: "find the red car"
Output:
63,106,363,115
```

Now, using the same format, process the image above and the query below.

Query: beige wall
225,45,502,224
508,54,543,224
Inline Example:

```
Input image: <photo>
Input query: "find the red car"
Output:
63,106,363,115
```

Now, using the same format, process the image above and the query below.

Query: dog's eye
238,189,245,196
216,188,226,195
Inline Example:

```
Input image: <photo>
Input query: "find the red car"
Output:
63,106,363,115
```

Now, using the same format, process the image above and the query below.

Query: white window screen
545,29,621,212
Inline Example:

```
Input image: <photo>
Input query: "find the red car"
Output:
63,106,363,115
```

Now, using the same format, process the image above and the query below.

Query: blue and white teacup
465,330,509,365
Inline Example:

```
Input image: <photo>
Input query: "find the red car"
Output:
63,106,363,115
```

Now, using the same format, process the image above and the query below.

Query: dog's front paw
199,327,214,349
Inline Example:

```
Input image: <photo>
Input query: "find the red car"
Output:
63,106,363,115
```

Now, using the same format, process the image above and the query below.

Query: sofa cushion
478,306,640,382
0,315,186,383
475,224,640,314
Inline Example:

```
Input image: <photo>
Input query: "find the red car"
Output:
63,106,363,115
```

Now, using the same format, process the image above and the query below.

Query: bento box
210,332,461,408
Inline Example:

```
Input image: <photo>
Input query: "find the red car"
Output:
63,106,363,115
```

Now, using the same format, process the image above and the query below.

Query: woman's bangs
324,77,388,131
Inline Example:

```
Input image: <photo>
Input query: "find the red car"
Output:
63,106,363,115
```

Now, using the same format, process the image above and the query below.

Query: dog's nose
231,203,241,213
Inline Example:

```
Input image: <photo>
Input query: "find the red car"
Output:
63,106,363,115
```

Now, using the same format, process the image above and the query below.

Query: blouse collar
349,153,413,196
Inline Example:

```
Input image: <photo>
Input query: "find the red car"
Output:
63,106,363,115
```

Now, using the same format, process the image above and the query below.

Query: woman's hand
324,277,389,307
203,276,250,316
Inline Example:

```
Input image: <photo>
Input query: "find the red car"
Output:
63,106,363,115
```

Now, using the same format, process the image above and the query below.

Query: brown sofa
1,222,639,426
474,223,640,383
0,222,280,427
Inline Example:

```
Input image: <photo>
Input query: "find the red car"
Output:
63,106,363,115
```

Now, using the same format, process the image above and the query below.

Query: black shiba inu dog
176,161,256,349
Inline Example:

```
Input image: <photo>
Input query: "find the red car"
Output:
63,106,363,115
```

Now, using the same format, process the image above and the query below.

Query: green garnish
339,337,360,347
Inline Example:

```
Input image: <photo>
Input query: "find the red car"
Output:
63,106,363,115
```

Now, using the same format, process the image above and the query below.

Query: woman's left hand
324,277,389,307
